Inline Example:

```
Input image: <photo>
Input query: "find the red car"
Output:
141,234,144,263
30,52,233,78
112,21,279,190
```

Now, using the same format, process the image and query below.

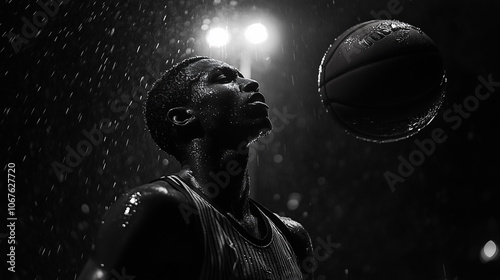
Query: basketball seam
326,78,445,109
326,90,445,141
322,20,379,66
320,50,442,89
320,20,379,106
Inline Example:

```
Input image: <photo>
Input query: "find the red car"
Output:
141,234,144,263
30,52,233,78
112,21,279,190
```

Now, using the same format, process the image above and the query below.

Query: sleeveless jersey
163,175,304,280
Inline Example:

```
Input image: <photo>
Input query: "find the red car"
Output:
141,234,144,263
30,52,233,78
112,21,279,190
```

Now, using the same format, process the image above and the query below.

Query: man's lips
247,93,269,109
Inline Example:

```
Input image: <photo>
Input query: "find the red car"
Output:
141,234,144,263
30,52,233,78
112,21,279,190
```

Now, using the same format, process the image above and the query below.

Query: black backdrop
2,0,499,279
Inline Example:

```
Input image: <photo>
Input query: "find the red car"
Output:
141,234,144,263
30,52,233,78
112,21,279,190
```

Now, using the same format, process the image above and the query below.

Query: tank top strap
250,199,300,259
150,174,304,279
149,175,194,203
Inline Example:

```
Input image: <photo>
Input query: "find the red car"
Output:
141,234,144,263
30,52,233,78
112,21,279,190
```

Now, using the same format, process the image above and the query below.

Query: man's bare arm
77,181,203,280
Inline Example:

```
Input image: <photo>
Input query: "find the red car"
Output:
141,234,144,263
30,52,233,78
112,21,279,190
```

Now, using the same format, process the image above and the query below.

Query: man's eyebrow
210,66,244,78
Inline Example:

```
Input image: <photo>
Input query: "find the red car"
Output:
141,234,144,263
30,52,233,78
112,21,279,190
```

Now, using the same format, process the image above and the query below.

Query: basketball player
77,56,314,279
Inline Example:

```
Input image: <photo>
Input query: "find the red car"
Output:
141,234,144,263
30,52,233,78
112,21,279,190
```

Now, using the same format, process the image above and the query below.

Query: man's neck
181,138,252,220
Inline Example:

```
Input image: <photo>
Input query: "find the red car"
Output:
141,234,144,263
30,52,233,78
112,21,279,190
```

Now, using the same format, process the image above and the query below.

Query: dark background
1,0,499,279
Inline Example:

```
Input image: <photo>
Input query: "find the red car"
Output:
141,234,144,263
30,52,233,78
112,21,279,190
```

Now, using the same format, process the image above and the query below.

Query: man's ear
166,107,196,126
166,107,204,140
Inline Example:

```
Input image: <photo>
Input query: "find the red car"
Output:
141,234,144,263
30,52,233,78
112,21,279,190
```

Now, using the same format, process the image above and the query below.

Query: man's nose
240,78,260,92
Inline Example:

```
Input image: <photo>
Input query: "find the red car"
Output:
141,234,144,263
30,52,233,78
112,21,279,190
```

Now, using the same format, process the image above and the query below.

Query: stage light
206,27,229,48
245,23,268,45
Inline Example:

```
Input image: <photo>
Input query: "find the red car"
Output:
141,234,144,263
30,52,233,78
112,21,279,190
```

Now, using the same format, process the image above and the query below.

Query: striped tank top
164,175,304,280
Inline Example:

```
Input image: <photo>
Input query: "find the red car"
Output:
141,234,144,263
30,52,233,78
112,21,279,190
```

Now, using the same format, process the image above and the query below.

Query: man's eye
215,74,232,83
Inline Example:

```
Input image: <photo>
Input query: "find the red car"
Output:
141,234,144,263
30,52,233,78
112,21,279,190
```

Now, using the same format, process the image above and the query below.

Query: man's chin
246,118,273,142
215,117,273,147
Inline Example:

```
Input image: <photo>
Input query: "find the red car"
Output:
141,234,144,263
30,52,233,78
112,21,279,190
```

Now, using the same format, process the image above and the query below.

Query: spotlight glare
245,23,268,45
206,27,229,48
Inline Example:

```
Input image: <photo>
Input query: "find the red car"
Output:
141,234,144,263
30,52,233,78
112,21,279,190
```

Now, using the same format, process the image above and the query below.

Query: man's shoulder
131,176,186,196
100,176,194,226
94,176,199,254
122,176,193,208
275,214,311,246
253,201,311,247
267,211,314,276
86,176,203,279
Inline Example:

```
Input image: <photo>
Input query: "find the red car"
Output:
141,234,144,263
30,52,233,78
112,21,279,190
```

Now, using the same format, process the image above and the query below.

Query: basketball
318,20,446,142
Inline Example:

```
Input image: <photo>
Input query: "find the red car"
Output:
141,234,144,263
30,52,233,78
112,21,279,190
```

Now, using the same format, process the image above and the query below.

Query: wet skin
179,59,273,226
188,58,273,145
77,59,313,280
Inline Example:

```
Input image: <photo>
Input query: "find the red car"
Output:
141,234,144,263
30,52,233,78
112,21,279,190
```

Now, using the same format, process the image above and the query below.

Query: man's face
187,59,272,144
